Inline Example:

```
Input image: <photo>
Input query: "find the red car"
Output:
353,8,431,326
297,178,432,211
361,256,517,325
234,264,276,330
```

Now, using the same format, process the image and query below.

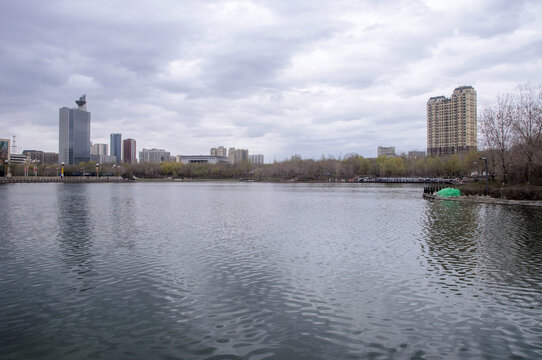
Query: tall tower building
427,86,477,156
123,138,137,164
110,133,122,164
59,95,91,164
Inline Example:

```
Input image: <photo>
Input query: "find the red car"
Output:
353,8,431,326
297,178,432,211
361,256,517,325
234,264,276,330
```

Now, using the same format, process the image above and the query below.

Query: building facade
110,133,122,164
427,86,477,156
178,155,228,164
408,150,426,160
139,148,170,163
22,150,44,164
59,95,91,164
210,146,227,157
123,139,137,164
91,143,108,156
43,152,58,165
249,154,264,164
377,146,396,157
9,153,29,164
228,148,249,164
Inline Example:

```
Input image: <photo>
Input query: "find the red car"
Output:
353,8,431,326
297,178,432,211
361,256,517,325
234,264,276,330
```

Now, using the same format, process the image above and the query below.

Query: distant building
0,138,10,164
90,154,116,164
59,95,91,164
91,143,108,156
139,148,171,163
210,146,227,157
228,148,249,164
123,138,137,164
178,155,228,164
408,150,426,160
43,152,58,165
249,154,264,164
9,153,29,164
427,86,477,156
110,133,122,163
22,150,44,164
377,146,396,157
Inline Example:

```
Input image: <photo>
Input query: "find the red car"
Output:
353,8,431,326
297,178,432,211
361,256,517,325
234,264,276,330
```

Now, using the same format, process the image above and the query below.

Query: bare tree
513,84,542,183
479,94,514,182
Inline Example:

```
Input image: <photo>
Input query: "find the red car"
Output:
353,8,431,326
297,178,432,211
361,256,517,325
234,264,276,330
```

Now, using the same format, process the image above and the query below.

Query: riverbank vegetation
478,83,542,185
26,152,482,181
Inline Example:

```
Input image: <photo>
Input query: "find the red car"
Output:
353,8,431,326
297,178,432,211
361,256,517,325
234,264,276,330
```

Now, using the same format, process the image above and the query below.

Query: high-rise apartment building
110,133,122,164
123,138,137,164
59,95,91,164
249,154,264,164
228,148,249,164
210,146,227,157
427,86,477,156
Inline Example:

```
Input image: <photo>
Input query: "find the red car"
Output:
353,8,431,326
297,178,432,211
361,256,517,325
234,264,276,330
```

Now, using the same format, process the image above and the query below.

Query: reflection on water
422,200,542,305
56,184,96,290
1,183,542,359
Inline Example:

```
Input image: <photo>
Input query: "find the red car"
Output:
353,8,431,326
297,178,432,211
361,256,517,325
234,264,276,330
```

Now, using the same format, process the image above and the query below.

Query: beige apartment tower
427,86,477,156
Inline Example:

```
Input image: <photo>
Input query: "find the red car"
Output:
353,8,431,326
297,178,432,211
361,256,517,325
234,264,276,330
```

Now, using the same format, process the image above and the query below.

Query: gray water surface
1,182,541,359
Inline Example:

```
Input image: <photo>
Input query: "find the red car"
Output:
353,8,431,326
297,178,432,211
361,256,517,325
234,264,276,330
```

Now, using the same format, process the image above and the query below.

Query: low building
22,150,44,164
43,152,58,164
377,146,396,157
139,148,171,163
90,154,117,164
178,155,228,164
408,151,426,160
9,153,29,164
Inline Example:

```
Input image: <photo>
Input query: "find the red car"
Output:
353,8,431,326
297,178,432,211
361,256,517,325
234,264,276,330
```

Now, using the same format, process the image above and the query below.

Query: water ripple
1,183,542,359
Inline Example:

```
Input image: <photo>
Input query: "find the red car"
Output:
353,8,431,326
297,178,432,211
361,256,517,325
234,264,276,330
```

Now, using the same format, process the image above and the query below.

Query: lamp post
479,157,489,195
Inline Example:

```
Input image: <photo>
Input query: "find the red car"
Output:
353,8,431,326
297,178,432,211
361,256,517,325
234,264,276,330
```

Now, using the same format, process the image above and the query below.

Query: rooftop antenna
76,94,87,110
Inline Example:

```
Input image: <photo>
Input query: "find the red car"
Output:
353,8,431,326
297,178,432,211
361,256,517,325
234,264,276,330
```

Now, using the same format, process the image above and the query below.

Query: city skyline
2,1,542,160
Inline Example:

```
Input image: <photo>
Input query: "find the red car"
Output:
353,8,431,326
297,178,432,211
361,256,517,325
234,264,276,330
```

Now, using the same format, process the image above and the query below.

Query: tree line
18,152,482,181
479,84,542,184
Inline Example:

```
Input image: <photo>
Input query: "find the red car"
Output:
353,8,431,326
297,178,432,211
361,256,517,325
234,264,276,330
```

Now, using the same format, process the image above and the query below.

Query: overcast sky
1,0,542,160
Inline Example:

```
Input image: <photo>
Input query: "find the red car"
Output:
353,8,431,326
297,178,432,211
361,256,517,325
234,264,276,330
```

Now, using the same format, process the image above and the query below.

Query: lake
1,182,541,359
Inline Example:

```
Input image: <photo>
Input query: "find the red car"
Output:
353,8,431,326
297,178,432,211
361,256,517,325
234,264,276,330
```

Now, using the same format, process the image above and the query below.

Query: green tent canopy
436,188,461,197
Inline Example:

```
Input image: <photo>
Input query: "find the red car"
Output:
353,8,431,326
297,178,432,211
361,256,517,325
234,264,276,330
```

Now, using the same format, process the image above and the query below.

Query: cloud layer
1,0,542,160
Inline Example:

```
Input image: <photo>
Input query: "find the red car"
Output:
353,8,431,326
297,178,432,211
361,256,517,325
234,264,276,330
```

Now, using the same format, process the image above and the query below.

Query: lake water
1,182,541,359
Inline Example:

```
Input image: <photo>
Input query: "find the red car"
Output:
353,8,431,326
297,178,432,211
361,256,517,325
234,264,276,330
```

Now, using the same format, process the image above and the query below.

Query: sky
1,0,542,161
